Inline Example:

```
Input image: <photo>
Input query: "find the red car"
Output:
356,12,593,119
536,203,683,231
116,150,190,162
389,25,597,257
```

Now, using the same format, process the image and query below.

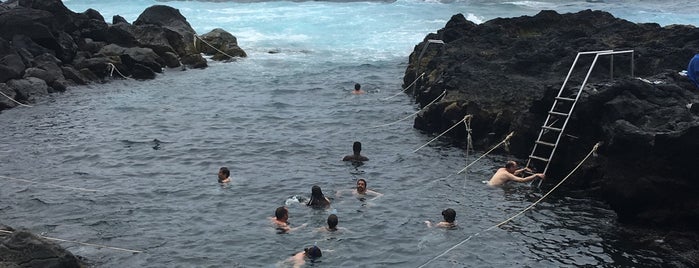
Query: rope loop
107,63,132,80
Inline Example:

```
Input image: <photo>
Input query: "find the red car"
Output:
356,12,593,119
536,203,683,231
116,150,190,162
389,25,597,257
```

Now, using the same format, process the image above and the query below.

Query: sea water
1,0,697,267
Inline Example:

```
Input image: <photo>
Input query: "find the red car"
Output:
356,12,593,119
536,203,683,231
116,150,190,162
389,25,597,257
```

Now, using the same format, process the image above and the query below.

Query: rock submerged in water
406,9,699,267
0,0,246,112
0,225,85,267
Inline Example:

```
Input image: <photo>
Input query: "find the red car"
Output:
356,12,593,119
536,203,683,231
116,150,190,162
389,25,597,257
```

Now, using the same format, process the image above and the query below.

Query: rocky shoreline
0,0,246,111
405,10,698,267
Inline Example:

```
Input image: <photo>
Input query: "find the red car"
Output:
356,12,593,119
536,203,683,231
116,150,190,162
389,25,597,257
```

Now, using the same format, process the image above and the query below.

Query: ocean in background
0,0,697,267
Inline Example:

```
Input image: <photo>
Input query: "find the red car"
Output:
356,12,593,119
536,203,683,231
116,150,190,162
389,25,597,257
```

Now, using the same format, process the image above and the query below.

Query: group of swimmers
216,137,544,266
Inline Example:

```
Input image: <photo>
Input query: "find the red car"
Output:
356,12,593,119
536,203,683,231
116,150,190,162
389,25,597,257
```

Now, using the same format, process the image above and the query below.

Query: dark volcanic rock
197,28,247,60
407,9,699,266
134,5,205,68
0,225,84,268
0,0,248,113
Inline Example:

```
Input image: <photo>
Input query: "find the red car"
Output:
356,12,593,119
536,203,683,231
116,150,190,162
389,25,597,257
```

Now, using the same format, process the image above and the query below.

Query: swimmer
342,141,369,163
289,245,322,268
306,185,331,208
351,83,365,95
316,214,349,233
354,178,382,197
218,167,231,183
424,208,456,228
487,161,544,187
270,206,306,233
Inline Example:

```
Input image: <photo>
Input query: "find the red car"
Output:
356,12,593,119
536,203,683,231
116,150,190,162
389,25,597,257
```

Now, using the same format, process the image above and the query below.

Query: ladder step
555,96,575,102
535,141,556,147
542,126,562,132
529,155,550,162
549,111,569,116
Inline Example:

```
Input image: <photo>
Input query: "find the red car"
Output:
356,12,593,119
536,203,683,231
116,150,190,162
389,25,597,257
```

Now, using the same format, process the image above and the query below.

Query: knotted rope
457,132,514,174
417,142,601,268
107,63,132,80
413,114,470,153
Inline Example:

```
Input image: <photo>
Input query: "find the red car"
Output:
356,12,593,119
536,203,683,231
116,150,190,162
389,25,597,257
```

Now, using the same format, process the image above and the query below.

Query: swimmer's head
505,161,518,173
304,245,322,259
356,179,367,193
327,214,338,230
442,208,456,223
311,185,324,198
218,167,230,180
275,206,288,220
354,83,361,91
353,141,362,154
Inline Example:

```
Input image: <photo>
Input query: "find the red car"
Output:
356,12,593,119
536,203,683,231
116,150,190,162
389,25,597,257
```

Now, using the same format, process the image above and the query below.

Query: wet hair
354,83,361,91
220,167,230,177
307,185,330,208
352,141,362,153
275,206,288,219
327,214,338,230
304,245,322,259
442,208,456,223
357,178,367,187
505,161,517,169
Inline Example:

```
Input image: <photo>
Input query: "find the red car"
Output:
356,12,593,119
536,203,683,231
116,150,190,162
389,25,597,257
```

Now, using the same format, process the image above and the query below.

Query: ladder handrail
527,49,634,187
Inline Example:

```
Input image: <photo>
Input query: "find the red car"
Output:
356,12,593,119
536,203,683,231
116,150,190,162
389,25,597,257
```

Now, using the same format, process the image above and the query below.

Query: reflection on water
0,61,668,267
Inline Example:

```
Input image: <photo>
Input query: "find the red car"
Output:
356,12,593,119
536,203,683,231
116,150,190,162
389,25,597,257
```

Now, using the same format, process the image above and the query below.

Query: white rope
462,116,473,189
413,113,469,153
370,90,446,129
0,230,142,253
106,63,132,80
0,175,102,192
0,88,32,107
382,72,425,101
456,132,514,174
193,34,237,59
417,142,601,268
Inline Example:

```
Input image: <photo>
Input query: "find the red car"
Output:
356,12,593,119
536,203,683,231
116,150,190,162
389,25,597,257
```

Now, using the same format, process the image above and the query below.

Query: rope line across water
0,230,142,253
417,142,601,268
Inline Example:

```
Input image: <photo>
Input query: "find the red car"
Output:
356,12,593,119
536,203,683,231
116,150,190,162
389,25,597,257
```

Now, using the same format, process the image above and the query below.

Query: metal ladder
526,49,634,186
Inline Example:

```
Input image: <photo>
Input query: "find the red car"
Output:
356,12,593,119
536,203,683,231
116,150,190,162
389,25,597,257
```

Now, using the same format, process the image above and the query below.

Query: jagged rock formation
0,225,85,268
405,10,699,266
0,0,246,111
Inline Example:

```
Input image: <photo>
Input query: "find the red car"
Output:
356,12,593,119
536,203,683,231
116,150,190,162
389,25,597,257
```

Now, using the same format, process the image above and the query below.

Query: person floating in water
270,206,306,233
306,185,331,208
351,83,365,95
217,167,231,183
342,141,369,163
487,161,544,187
289,245,322,268
354,178,383,199
424,208,457,228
